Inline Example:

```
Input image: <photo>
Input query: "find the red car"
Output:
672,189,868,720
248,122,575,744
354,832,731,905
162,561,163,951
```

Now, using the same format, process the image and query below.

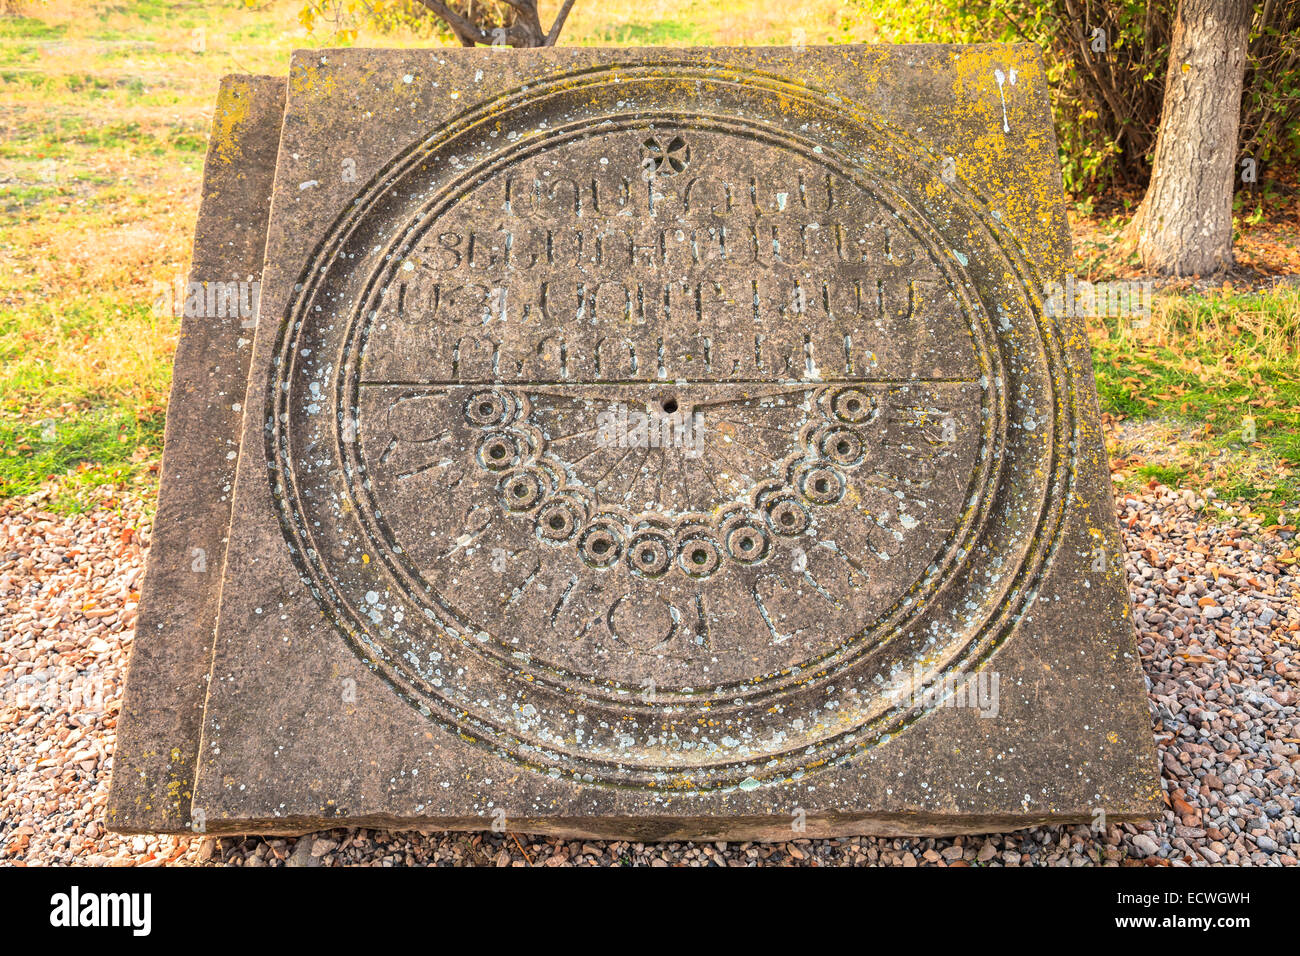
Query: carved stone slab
176,46,1154,838
107,75,286,833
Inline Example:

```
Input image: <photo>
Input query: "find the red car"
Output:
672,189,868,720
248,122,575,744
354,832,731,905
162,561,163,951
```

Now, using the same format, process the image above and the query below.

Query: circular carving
764,494,811,537
830,388,875,424
502,468,545,512
269,64,1076,793
578,520,623,569
796,463,846,506
478,432,521,472
465,390,514,428
676,531,722,578
723,517,771,565
817,426,865,467
627,528,674,578
536,497,584,544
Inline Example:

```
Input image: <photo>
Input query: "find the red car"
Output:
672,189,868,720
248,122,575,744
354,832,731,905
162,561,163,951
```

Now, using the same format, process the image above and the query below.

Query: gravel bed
2,485,1296,866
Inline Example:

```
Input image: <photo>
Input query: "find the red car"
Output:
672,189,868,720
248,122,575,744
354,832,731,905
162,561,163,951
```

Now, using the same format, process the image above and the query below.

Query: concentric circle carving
268,64,1076,792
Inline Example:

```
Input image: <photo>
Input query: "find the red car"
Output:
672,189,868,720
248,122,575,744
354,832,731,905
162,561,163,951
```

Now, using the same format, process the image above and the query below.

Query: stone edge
105,74,286,835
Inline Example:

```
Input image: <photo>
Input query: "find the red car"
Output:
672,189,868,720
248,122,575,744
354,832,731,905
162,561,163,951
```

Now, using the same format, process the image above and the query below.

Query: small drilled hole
641,549,656,563
489,444,506,460
548,515,565,530
814,478,830,494
846,398,861,413
478,402,494,417
836,440,851,455
739,536,754,551
513,483,528,498
661,397,678,414
592,539,610,555
780,511,795,526
692,548,708,565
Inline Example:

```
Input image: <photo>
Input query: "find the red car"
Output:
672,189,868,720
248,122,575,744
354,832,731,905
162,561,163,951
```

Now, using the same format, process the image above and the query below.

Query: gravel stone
3,484,1297,866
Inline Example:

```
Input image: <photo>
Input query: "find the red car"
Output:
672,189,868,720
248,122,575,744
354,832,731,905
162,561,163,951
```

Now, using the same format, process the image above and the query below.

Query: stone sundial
108,46,1159,838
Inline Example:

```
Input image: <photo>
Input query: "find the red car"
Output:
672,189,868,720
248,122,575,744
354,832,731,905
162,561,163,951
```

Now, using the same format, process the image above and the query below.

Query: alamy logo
595,403,705,457
2,670,105,714
1042,275,1152,321
152,277,260,325
894,665,1001,718
49,886,151,936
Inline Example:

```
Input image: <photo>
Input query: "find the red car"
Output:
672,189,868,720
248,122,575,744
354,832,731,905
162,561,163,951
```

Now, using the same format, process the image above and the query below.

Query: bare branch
545,0,578,46
412,0,490,46
409,0,578,48
499,0,544,45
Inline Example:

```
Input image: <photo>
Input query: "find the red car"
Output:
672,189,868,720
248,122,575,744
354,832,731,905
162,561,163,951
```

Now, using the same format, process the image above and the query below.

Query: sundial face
270,65,1069,791
110,49,1161,836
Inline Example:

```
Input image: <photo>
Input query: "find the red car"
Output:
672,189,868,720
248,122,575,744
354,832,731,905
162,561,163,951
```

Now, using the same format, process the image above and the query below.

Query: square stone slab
184,45,1155,839
107,75,286,834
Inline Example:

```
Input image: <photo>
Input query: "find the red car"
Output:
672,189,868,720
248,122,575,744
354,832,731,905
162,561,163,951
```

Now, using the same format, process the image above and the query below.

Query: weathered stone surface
106,75,286,834
142,45,1158,838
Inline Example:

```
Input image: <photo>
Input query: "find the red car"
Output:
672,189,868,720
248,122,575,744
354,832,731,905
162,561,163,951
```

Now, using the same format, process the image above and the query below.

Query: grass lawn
0,0,1297,524
1092,289,1300,523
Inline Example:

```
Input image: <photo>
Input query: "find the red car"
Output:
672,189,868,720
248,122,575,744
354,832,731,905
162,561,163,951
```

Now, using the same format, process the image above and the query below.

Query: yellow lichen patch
210,77,253,167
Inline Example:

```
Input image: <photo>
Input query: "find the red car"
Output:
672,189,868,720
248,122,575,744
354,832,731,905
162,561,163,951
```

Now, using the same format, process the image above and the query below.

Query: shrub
863,0,1300,197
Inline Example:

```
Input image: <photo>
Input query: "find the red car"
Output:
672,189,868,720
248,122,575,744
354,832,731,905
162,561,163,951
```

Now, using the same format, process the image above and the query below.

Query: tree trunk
1124,0,1252,276
413,0,577,47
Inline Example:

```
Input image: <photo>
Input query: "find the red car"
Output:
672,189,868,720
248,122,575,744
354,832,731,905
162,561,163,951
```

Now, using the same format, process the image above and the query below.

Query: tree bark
1124,0,1252,276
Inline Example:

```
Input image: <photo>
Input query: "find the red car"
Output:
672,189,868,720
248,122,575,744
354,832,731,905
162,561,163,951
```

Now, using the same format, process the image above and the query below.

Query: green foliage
1241,10,1300,170
863,0,1300,196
